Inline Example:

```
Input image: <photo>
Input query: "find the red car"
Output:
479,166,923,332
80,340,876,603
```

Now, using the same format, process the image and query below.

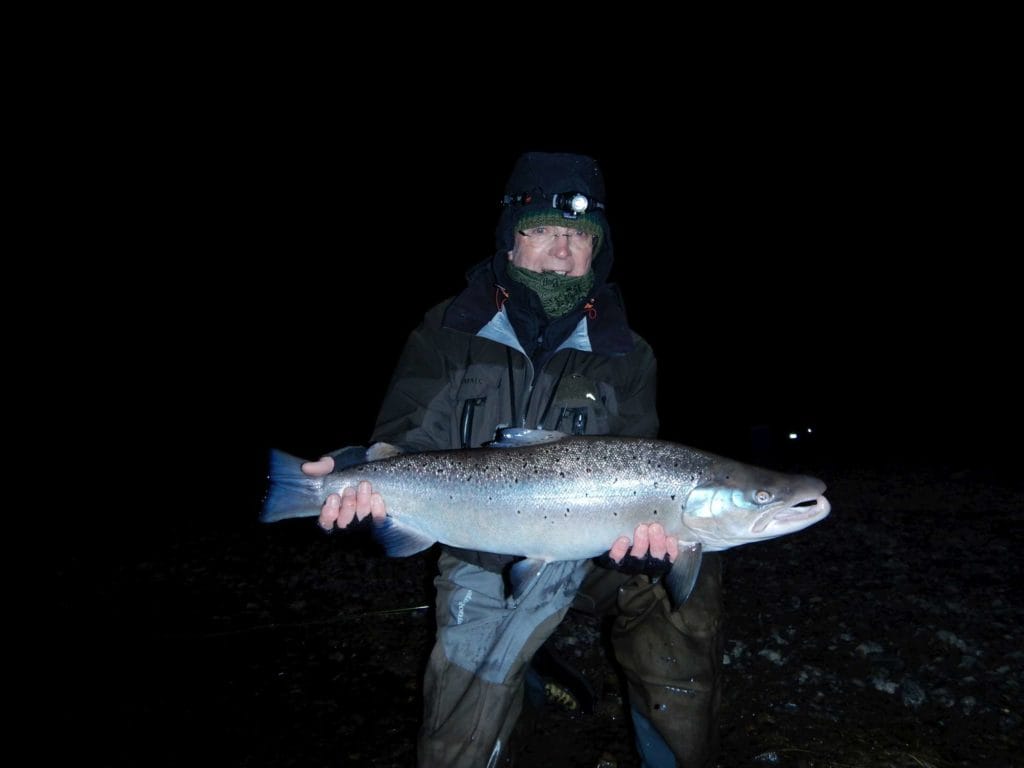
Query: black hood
493,152,614,286
443,152,633,357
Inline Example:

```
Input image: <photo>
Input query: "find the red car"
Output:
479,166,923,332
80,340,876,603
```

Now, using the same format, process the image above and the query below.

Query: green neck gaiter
507,264,595,319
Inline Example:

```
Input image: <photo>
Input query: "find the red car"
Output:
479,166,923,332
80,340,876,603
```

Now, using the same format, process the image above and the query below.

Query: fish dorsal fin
366,442,403,461
485,428,569,448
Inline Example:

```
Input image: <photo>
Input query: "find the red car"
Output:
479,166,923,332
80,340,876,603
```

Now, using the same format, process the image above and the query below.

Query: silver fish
262,429,830,604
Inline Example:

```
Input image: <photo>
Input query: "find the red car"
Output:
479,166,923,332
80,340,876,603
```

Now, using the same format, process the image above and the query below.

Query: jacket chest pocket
554,406,590,435
540,375,612,436
453,367,506,448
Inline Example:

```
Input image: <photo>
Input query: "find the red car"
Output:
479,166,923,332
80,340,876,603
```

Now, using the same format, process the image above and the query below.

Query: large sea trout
262,429,830,604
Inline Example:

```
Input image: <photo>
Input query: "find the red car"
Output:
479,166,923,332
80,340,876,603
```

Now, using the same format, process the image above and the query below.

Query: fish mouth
752,495,831,534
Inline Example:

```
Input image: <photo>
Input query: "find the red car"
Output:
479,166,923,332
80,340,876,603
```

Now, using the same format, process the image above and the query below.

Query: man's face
508,225,595,277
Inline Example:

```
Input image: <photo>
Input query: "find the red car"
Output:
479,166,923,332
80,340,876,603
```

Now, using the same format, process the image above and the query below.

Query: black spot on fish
670,494,676,501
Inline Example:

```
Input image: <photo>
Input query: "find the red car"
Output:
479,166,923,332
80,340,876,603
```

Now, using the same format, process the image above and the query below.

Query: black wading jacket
367,244,659,571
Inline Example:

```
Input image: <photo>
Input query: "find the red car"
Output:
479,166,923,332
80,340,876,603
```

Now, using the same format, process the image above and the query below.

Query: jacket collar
442,252,635,356
477,307,593,356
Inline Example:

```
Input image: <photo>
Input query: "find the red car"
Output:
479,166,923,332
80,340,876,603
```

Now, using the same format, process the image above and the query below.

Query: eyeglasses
517,227,595,248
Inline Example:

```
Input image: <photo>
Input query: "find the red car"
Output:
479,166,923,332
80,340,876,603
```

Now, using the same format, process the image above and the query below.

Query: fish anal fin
373,517,435,557
664,542,703,607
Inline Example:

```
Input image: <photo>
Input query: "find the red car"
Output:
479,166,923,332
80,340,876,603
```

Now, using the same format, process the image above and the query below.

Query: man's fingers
355,480,373,519
338,486,358,527
609,536,630,563
302,456,335,477
319,493,342,531
648,523,667,561
318,483,385,531
369,493,387,521
665,535,679,563
631,524,651,559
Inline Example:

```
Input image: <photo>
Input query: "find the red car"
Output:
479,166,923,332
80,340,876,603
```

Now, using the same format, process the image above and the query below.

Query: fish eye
754,490,772,504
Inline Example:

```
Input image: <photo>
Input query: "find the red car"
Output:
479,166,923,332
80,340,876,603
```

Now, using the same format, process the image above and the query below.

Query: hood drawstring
505,347,521,427
495,284,510,311
584,298,597,320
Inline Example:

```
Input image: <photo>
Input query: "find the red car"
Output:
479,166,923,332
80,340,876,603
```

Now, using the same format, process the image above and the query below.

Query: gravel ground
72,453,1020,767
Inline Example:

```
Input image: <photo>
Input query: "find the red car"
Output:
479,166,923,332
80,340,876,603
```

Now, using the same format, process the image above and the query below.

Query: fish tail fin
261,449,324,522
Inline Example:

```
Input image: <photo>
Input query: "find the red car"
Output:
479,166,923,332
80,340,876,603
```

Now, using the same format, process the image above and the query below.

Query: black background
180,127,1014,513
58,72,1020,767
84,74,1016,537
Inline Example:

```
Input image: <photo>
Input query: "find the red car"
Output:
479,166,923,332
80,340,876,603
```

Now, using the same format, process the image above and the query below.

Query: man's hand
609,523,679,564
301,456,387,531
598,523,679,575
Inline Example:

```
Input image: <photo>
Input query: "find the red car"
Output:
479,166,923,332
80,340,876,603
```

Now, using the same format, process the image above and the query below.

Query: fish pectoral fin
664,542,703,607
508,557,549,600
372,517,435,557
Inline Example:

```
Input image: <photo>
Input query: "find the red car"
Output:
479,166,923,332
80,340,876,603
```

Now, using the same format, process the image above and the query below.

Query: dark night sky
153,114,1014,529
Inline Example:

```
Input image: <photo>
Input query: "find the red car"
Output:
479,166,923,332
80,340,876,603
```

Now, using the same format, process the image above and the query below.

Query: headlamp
502,190,606,219
551,192,603,215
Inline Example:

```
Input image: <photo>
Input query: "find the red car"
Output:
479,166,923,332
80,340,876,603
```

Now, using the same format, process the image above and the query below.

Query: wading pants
417,552,723,768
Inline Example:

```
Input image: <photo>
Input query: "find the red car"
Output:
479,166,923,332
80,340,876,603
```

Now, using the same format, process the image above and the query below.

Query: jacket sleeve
611,332,660,439
370,306,455,452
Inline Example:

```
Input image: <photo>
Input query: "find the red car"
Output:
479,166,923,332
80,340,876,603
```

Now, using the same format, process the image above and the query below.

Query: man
306,152,723,767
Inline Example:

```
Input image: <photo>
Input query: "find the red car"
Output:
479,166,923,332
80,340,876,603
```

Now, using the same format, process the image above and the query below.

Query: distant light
788,432,798,440
807,427,813,433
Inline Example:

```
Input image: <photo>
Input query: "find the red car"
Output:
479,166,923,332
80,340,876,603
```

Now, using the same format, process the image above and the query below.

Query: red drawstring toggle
584,299,597,320
495,284,510,311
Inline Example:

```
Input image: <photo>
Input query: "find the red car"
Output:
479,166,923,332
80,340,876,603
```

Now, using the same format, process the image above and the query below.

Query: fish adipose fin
665,542,703,606
373,517,437,557
365,442,403,461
